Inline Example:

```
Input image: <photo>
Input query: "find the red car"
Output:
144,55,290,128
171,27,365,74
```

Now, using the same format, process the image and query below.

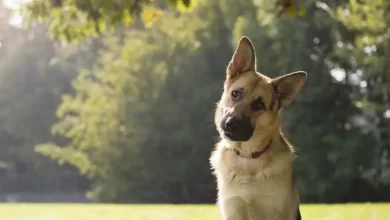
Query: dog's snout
225,117,238,132
221,116,254,142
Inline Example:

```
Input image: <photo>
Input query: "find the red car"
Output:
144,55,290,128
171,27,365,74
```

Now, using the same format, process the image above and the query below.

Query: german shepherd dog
210,36,307,220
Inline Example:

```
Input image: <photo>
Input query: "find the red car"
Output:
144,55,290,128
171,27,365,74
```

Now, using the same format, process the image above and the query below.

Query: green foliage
19,0,197,42
333,0,390,187
2,0,390,203
37,1,232,201
18,0,309,43
0,2,87,193
33,0,390,203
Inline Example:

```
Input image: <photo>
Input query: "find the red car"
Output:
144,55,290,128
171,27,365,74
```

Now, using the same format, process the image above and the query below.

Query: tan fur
210,36,307,220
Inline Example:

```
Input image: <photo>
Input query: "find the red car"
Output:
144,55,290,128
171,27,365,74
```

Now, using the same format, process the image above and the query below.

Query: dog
209,36,307,220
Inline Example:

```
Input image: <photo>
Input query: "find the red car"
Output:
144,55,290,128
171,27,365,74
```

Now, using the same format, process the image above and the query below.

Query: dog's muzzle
221,116,254,142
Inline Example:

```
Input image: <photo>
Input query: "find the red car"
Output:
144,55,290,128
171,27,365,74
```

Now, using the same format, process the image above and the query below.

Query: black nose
221,116,254,141
225,117,238,131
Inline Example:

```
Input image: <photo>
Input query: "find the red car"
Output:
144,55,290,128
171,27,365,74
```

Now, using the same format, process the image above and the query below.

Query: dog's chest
219,171,291,220
219,167,289,200
211,149,293,218
213,148,292,194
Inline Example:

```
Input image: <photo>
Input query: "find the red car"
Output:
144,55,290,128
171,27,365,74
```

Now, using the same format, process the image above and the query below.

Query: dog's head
215,36,307,142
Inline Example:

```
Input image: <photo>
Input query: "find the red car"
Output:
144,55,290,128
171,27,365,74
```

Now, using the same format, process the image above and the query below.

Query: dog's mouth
223,130,253,142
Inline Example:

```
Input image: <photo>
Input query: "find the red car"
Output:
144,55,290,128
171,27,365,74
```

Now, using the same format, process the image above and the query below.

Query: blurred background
0,0,389,205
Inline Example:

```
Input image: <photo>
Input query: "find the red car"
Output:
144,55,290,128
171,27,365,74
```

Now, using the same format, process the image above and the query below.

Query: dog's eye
231,90,240,98
251,98,265,111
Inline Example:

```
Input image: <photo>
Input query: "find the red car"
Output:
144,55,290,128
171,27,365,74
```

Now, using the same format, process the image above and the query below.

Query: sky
4,0,20,8
3,0,29,27
3,0,30,8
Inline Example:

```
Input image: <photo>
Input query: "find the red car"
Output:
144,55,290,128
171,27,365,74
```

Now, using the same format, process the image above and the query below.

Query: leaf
182,0,191,7
141,6,164,28
286,6,296,18
177,0,197,12
111,11,124,25
298,6,306,16
122,11,135,27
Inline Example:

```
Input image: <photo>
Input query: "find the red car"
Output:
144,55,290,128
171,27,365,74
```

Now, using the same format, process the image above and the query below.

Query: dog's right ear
227,36,256,79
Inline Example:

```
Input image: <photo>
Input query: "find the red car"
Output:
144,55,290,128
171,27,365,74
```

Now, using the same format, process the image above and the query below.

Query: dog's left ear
272,71,307,107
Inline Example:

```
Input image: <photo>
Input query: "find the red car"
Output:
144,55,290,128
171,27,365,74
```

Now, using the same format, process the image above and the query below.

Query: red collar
231,139,272,159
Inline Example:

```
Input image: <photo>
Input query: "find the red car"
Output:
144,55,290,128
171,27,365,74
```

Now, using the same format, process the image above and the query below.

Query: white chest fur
210,142,296,220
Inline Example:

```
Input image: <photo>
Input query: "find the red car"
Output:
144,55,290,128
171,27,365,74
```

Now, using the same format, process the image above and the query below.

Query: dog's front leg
220,196,250,220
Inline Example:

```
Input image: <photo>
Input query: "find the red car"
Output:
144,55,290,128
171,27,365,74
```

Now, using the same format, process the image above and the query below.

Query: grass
0,203,389,220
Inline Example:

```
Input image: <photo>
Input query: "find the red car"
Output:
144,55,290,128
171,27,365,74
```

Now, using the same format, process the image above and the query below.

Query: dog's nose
225,117,238,131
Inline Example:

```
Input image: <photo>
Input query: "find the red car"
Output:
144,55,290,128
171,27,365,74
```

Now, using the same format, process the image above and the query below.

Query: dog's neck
224,129,289,159
228,139,272,159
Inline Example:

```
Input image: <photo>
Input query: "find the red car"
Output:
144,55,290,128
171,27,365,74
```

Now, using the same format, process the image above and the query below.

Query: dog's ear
227,36,256,78
272,71,307,107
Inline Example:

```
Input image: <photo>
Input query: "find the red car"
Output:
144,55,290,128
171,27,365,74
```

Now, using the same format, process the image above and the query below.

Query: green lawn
0,203,388,220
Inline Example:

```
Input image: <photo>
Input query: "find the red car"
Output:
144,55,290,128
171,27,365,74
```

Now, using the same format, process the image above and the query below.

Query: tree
36,0,235,202
18,0,307,42
333,0,390,198
0,0,92,195
33,0,390,203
